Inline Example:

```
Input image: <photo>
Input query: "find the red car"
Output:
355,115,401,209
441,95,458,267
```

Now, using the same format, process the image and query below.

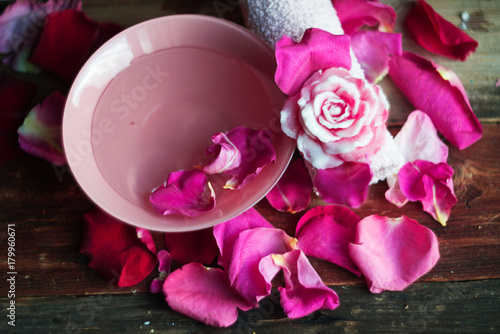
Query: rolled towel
240,0,404,183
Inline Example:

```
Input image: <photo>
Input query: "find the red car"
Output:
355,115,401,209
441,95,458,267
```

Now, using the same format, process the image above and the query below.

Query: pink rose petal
349,215,440,293
399,160,457,226
228,228,296,307
312,162,372,208
163,263,252,327
275,28,351,96
296,205,361,275
405,0,478,61
272,250,340,318
149,170,215,218
213,208,273,270
150,250,173,294
332,0,397,35
203,127,276,190
80,208,157,287
266,155,312,213
17,90,66,165
389,52,482,149
385,175,408,208
351,31,402,83
163,227,218,265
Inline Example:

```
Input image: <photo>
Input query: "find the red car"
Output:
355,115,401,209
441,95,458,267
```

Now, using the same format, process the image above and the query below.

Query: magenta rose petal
296,205,361,275
349,215,440,293
313,162,372,208
204,127,276,190
275,28,351,96
399,160,457,226
405,0,478,61
228,228,296,307
213,208,273,270
80,209,157,287
266,155,312,213
163,227,219,265
149,170,215,218
163,263,252,327
350,31,402,83
272,250,340,318
17,91,66,165
388,52,482,149
332,0,397,35
150,250,173,294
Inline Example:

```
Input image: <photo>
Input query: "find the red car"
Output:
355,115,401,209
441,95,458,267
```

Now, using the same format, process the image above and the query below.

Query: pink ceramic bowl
63,15,294,232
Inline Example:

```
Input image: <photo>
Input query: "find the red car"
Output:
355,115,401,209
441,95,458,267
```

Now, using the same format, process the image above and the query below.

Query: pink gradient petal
332,0,397,35
385,175,409,208
163,227,218,265
312,162,372,208
149,169,215,218
266,155,312,213
204,127,276,190
296,205,361,275
275,28,351,96
351,31,402,83
163,263,252,327
349,215,440,293
229,228,296,307
399,160,457,226
213,208,273,270
405,0,478,61
272,250,339,318
136,228,156,254
150,250,173,294
17,91,66,165
389,52,482,149
80,208,157,287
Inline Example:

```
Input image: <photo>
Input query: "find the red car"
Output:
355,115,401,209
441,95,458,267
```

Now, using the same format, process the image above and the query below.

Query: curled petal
385,174,408,208
203,127,276,190
296,205,361,275
150,250,173,294
275,28,351,96
351,31,402,84
272,250,340,318
163,227,218,265
389,52,482,149
80,208,157,287
229,228,296,307
312,162,372,208
213,208,273,270
163,263,252,327
266,155,312,213
332,0,397,35
405,0,478,61
349,215,440,293
17,91,66,165
399,160,457,226
150,170,215,218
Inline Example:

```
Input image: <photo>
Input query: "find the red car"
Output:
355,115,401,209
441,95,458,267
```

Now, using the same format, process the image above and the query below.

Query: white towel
240,0,404,183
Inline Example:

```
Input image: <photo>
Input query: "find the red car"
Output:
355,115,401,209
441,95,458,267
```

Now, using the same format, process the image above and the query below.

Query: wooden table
1,1,499,333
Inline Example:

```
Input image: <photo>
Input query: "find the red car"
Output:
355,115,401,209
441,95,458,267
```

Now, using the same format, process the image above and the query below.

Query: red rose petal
163,227,219,265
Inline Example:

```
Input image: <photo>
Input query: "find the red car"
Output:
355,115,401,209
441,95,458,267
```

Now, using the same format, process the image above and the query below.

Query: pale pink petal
296,205,361,275
228,228,296,307
399,160,457,226
17,91,66,165
163,263,252,327
332,0,397,35
149,170,215,217
163,227,218,265
150,250,173,294
389,52,482,149
275,28,351,96
203,127,276,190
266,155,312,213
272,250,339,318
405,0,478,61
350,31,402,83
349,215,440,293
385,175,409,208
213,208,273,270
312,162,372,208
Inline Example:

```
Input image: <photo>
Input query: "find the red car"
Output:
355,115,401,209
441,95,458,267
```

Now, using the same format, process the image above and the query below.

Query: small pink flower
149,170,215,218
405,0,478,61
332,0,397,35
282,67,389,170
